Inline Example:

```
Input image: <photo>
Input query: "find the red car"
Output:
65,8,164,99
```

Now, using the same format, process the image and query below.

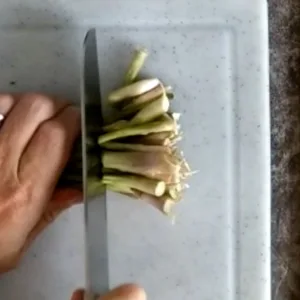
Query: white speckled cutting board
0,1,270,300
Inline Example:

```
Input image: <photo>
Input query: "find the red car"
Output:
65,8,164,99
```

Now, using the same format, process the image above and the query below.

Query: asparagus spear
102,151,180,183
102,94,169,132
98,116,175,144
124,48,148,84
108,78,160,104
103,175,166,197
121,84,164,116
130,94,169,125
101,141,171,153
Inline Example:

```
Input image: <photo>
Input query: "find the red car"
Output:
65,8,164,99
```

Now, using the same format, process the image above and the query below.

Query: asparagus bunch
96,49,191,215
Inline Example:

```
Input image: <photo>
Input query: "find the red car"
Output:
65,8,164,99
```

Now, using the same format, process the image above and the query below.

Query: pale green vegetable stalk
121,84,164,115
101,141,171,153
124,48,148,84
130,94,169,125
129,132,173,145
102,120,129,132
98,116,176,144
102,94,169,132
105,182,141,198
102,151,180,183
103,175,166,197
108,78,160,104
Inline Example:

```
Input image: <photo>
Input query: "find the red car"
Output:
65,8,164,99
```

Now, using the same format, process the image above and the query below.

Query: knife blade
81,28,109,299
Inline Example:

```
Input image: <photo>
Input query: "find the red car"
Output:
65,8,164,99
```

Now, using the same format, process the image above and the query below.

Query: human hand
0,93,82,273
71,284,146,300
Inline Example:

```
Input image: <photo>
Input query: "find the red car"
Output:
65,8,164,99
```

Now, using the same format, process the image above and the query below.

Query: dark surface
270,0,300,298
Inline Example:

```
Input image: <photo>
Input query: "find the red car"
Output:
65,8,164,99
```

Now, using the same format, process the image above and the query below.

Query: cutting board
0,1,270,299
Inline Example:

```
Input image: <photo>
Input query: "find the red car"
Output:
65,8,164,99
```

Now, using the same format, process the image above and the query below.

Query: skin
0,94,146,300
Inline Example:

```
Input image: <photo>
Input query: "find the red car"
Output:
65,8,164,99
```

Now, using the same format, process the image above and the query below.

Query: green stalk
124,48,148,84
102,151,180,183
102,120,130,132
121,84,164,116
128,132,172,145
108,78,160,104
105,182,139,197
98,116,175,144
102,94,169,132
103,175,166,197
130,94,169,124
101,141,171,153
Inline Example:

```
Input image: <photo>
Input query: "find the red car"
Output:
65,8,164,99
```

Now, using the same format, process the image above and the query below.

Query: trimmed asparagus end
102,151,180,183
103,174,166,197
141,194,176,215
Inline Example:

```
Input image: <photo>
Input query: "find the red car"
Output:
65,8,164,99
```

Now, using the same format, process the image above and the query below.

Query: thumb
99,284,146,300
70,284,146,300
71,290,84,300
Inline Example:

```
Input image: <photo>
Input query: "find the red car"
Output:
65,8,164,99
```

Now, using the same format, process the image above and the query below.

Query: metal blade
81,28,109,299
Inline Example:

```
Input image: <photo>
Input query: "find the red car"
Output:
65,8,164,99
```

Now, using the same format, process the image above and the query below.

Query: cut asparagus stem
101,141,171,153
108,78,160,104
98,117,176,144
102,151,180,183
121,84,164,115
140,193,176,215
102,120,130,132
128,132,173,145
124,48,148,84
167,184,183,201
130,94,170,125
103,175,166,197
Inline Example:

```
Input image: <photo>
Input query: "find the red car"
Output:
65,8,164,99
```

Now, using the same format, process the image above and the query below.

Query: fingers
70,285,146,300
21,188,82,255
0,94,15,117
71,290,84,300
19,105,80,188
0,94,68,167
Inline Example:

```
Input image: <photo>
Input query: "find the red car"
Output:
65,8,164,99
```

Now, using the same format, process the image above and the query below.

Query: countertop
269,0,300,299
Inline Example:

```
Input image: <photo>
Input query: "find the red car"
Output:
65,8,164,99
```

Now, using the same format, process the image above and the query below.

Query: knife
81,28,109,299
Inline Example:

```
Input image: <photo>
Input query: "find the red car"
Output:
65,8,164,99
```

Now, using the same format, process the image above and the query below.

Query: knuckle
40,119,67,141
43,210,57,224
22,93,55,115
0,94,14,106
